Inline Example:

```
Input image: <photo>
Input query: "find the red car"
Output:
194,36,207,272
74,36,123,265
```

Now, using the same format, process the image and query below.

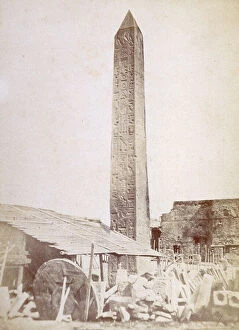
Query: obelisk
109,11,150,279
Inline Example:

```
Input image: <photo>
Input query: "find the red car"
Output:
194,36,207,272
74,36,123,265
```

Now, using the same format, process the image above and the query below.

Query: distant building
160,199,239,264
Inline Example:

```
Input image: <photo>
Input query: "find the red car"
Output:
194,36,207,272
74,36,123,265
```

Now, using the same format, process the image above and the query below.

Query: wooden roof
0,204,161,257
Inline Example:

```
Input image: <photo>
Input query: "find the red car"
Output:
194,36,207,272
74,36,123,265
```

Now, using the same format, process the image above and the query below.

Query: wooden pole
83,243,94,321
0,244,9,286
99,254,104,281
17,266,24,297
56,276,67,321
79,255,83,268
56,276,70,322
157,257,162,277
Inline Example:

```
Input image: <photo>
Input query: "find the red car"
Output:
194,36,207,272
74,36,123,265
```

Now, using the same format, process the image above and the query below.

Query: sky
0,0,238,225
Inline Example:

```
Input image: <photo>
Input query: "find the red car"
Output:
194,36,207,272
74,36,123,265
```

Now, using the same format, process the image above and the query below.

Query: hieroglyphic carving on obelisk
110,11,150,276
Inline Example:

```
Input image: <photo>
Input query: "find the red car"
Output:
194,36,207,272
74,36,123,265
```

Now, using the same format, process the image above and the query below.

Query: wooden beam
83,243,94,321
17,266,24,297
0,243,15,286
56,276,70,322
99,254,104,281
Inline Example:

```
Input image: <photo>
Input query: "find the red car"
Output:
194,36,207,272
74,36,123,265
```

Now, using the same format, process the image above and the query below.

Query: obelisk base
108,255,137,287
108,255,156,286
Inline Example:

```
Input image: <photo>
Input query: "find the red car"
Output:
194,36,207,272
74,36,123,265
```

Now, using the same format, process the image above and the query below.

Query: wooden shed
0,204,161,293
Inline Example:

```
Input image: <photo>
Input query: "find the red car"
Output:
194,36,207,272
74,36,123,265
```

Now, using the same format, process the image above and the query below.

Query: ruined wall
209,199,239,247
160,199,239,260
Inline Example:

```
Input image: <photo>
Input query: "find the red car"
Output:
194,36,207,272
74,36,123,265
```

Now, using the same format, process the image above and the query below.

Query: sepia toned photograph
0,1,238,329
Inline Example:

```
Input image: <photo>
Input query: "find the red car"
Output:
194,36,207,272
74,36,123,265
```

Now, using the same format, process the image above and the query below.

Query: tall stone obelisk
109,11,150,278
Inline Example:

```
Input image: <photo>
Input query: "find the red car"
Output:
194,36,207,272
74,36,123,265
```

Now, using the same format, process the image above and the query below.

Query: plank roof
0,204,161,257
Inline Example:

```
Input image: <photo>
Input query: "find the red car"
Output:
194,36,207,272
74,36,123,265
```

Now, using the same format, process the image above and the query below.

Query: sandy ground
0,320,239,330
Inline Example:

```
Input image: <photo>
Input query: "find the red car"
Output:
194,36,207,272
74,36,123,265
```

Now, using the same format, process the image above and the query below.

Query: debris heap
100,263,239,323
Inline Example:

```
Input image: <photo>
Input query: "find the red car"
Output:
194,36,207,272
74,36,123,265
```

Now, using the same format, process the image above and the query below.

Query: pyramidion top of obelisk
119,10,139,30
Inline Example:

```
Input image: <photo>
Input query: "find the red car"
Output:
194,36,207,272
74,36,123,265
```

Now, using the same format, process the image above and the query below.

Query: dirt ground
0,320,239,330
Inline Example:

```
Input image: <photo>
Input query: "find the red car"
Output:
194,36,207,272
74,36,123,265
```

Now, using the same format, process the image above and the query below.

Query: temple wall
160,199,239,261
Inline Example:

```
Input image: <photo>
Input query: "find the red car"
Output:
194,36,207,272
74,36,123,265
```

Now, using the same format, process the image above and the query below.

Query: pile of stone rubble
0,288,39,321
1,261,238,324
100,263,239,323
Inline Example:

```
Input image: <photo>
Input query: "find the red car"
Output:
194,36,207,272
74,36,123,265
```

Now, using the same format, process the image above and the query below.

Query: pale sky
0,0,238,225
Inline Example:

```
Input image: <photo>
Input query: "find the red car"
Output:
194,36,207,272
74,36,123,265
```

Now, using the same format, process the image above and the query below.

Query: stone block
213,291,228,306
228,291,239,308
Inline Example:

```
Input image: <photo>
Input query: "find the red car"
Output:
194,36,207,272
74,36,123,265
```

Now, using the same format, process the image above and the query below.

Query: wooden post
56,276,70,321
57,276,66,321
83,243,94,321
17,266,24,297
157,257,161,277
79,255,83,268
0,244,10,286
99,254,104,282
